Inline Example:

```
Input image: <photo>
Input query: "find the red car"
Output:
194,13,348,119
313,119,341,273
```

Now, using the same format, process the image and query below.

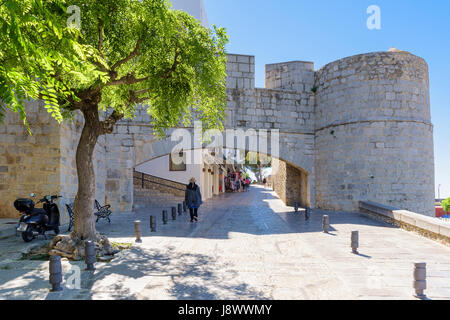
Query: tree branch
90,58,108,73
159,48,180,79
128,89,151,105
107,74,150,86
98,19,104,56
100,110,124,134
131,96,151,104
110,39,142,73
132,88,150,96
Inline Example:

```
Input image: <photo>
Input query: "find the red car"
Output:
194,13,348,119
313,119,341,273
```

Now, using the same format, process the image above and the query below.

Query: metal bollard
351,231,359,254
322,215,329,233
172,207,177,220
150,216,156,232
305,207,310,220
413,263,427,299
162,210,168,225
134,220,142,243
85,240,96,271
49,255,63,292
178,204,183,216
183,201,187,213
294,202,299,213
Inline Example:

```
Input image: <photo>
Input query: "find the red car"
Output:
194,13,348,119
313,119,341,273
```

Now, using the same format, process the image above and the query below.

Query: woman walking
185,177,203,223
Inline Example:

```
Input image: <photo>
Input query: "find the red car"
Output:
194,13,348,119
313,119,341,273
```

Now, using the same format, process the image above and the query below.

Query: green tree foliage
442,198,450,214
1,0,228,134
245,152,271,182
0,0,228,241
0,0,101,129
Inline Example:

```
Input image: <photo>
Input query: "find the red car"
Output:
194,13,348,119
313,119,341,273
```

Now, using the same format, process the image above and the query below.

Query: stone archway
102,121,315,213
272,158,310,208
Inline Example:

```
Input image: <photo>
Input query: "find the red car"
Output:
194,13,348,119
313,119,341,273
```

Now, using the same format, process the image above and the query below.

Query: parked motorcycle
14,194,61,242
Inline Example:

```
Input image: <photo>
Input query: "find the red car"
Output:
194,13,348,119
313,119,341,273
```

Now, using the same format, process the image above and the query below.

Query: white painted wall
135,153,222,202
135,154,202,188
169,0,209,27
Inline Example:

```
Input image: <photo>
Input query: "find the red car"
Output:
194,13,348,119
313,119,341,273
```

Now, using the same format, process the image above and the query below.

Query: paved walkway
1,186,450,300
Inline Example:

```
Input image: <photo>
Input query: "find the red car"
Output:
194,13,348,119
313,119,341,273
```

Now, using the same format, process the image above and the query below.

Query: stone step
134,195,184,201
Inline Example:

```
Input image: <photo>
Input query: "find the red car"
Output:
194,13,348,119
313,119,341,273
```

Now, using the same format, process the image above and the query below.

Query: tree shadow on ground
61,246,269,300
0,269,50,299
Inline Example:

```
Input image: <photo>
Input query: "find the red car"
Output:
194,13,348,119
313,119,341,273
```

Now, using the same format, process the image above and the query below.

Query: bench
66,203,75,232
65,200,112,232
94,200,112,223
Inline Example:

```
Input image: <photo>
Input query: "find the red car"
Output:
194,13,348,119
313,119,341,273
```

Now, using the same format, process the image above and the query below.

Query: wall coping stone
359,201,450,246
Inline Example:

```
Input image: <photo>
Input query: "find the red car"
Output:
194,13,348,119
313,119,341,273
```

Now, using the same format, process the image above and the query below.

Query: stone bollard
413,263,427,299
183,201,187,213
351,231,359,254
49,255,63,292
172,207,177,220
178,204,183,216
134,220,142,243
150,216,156,232
294,202,299,213
85,240,96,271
162,210,168,225
305,207,310,220
322,215,329,233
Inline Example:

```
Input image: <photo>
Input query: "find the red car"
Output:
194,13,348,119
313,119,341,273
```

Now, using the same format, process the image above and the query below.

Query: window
169,152,187,171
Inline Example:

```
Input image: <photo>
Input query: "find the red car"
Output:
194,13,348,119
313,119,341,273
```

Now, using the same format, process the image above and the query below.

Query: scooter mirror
30,193,36,198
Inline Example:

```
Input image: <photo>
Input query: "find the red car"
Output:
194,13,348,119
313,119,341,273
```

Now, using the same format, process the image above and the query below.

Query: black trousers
189,208,198,221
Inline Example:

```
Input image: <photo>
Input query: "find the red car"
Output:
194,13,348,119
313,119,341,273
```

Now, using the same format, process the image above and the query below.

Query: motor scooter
14,194,61,242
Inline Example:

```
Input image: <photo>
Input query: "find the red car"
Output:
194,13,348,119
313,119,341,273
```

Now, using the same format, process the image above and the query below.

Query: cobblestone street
1,185,450,300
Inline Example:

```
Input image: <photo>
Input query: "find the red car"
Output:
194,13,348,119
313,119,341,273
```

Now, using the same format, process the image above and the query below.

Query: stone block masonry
0,50,435,217
265,60,315,93
272,158,310,208
0,100,61,218
0,103,106,222
314,52,434,216
226,54,255,90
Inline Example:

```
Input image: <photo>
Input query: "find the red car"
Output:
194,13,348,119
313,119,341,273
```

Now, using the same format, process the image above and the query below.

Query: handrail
134,172,185,192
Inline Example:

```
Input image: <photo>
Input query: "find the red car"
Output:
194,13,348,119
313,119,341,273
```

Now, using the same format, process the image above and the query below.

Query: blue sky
204,0,450,198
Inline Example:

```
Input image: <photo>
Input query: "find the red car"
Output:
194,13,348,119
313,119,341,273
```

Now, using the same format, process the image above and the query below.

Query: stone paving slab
0,219,18,239
0,186,450,300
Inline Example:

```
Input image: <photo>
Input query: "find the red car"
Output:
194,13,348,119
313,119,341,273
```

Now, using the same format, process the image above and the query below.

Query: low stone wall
133,171,185,197
359,201,450,246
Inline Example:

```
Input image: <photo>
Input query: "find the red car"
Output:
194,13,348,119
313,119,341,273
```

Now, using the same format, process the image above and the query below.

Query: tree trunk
73,107,100,240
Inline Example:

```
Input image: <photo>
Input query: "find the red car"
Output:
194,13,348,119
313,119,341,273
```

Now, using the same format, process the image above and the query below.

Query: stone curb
0,221,71,240
359,201,450,246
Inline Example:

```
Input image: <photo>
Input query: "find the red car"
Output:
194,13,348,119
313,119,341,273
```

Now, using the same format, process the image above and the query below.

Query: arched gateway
0,51,435,220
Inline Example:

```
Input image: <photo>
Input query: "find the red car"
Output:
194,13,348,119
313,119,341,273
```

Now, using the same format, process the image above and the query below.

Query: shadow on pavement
62,246,269,300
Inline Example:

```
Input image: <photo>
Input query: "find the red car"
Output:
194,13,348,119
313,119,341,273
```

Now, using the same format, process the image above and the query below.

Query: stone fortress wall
314,52,434,215
0,50,435,218
0,102,106,222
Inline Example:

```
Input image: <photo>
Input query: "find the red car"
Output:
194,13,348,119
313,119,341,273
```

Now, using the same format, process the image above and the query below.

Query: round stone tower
314,51,435,216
